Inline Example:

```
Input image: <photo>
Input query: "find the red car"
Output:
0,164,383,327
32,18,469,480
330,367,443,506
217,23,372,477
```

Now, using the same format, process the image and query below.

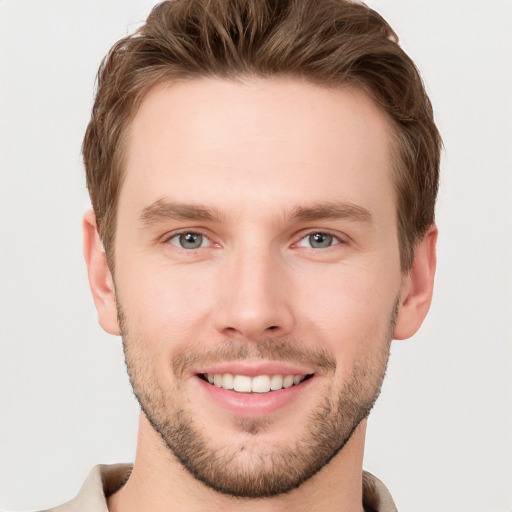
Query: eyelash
164,230,344,251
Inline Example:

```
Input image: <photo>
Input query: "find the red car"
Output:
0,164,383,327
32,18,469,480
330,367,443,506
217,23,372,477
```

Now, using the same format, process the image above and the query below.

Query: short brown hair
83,0,441,272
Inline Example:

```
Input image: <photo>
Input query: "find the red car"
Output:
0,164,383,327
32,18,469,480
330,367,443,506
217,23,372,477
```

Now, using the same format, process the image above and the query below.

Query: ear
394,224,438,340
83,210,120,335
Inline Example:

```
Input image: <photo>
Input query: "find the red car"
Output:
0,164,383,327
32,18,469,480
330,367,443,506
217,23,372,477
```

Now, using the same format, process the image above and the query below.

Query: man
48,0,440,510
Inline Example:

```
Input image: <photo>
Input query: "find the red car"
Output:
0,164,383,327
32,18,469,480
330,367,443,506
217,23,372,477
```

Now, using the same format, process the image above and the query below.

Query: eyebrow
139,198,372,226
289,202,373,223
139,199,221,224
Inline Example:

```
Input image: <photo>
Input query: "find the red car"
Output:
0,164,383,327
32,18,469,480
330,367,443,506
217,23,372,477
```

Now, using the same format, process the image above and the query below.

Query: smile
200,373,312,393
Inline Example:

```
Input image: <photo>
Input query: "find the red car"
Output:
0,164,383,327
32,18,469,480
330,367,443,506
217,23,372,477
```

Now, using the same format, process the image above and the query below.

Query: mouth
198,372,314,393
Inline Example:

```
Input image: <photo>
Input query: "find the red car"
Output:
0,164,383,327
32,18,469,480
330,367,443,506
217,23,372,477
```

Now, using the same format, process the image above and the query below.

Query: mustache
171,338,337,378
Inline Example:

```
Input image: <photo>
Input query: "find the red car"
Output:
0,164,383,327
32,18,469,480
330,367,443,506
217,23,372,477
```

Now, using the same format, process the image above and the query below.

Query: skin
84,78,437,512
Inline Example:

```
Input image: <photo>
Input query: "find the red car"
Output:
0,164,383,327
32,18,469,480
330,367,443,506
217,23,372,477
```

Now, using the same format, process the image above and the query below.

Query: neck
108,413,367,512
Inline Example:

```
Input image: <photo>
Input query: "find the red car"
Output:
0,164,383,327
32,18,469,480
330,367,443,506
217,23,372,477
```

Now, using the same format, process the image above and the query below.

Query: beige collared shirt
43,464,398,512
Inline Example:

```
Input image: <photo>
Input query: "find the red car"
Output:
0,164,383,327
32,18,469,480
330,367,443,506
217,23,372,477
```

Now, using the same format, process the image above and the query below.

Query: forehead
120,77,395,221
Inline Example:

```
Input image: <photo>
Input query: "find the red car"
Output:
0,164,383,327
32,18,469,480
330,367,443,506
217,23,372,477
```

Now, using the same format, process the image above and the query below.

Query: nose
214,244,295,341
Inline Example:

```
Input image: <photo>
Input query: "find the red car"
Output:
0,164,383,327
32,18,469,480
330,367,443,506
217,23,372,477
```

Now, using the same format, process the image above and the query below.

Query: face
110,78,406,497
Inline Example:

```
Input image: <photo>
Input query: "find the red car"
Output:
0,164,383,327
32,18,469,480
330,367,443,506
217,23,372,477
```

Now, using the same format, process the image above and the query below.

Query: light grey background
1,1,511,510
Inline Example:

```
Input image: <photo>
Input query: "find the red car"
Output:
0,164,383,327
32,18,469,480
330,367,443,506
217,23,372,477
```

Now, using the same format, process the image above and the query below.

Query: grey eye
308,233,334,248
169,232,207,249
297,232,339,249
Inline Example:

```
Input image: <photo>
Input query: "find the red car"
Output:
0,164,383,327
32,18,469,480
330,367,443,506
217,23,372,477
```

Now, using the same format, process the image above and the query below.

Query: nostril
266,325,278,331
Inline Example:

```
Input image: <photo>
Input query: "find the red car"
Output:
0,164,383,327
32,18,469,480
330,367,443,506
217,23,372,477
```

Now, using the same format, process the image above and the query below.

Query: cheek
296,263,398,360
116,262,216,341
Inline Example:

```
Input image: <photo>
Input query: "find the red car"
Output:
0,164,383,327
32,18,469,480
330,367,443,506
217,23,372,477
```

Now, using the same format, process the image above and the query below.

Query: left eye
296,232,340,249
168,232,210,249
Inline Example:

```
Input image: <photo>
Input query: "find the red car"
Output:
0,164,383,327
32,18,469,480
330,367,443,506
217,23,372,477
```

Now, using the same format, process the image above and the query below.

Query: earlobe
394,225,438,340
83,210,121,336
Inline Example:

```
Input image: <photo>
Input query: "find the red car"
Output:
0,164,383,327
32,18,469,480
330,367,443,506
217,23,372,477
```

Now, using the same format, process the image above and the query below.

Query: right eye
168,232,211,250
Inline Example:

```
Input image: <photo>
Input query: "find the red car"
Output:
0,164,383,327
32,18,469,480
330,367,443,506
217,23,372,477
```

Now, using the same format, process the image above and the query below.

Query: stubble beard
119,303,395,498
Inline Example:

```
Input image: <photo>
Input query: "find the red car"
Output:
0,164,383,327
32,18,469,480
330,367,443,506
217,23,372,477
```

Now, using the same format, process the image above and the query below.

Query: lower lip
196,376,314,417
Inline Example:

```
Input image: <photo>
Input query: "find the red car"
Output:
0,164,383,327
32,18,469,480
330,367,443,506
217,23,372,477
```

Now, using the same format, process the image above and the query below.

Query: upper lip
194,360,315,377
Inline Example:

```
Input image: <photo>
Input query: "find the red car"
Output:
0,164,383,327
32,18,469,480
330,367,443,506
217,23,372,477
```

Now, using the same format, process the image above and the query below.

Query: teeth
252,375,270,393
283,375,294,388
270,375,283,390
233,375,252,392
222,373,234,390
204,373,307,393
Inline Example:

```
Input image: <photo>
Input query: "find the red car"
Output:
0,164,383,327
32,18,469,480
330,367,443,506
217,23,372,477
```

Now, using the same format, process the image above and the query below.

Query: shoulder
39,464,132,512
362,470,398,512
